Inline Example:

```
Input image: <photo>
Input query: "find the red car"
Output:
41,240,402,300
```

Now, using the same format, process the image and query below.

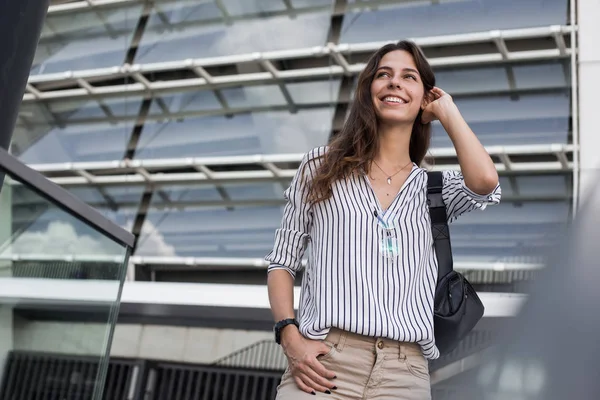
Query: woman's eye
377,72,390,78
405,75,417,80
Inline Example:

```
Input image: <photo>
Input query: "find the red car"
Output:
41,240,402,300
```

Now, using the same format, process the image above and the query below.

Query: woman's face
370,50,428,126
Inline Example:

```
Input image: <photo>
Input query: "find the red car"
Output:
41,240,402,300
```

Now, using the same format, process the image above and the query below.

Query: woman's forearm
439,106,499,194
268,269,302,344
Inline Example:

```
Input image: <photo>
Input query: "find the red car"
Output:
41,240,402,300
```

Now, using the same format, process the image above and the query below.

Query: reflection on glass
136,206,282,258
135,108,334,159
150,91,221,115
450,201,570,263
435,62,570,95
341,0,569,43
498,175,570,198
221,85,287,108
148,183,283,208
0,172,129,399
16,121,133,164
33,5,142,73
136,192,569,263
431,93,570,147
10,185,141,231
136,2,333,64
288,79,341,104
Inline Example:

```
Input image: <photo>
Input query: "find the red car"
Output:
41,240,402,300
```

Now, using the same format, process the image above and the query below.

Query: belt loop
335,330,347,352
398,342,407,361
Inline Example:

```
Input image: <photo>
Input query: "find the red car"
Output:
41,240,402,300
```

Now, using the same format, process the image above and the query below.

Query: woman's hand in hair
421,87,458,125
281,327,338,395
422,87,499,194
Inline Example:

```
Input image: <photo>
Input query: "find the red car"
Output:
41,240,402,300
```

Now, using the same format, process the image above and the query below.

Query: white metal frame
44,0,473,16
24,25,573,109
13,143,574,189
0,277,526,317
569,0,580,216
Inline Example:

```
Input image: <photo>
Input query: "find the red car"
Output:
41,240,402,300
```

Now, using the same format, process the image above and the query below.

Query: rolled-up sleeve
442,170,501,223
265,148,322,279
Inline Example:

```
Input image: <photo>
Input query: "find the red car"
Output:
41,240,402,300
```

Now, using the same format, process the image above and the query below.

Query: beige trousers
276,328,432,400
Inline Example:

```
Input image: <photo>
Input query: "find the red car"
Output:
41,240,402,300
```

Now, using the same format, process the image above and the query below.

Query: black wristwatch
274,318,299,344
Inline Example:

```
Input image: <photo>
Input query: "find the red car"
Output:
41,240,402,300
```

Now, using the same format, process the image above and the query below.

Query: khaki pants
276,328,432,400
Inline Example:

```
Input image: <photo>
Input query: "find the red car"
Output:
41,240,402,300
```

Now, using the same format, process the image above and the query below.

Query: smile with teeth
382,96,407,104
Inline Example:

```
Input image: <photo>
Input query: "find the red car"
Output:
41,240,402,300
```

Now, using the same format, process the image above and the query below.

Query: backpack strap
426,171,454,281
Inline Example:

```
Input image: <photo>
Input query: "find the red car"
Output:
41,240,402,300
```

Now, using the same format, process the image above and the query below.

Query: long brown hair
307,41,436,204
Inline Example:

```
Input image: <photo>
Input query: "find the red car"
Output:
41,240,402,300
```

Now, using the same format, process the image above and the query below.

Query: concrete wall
577,0,600,202
12,321,272,364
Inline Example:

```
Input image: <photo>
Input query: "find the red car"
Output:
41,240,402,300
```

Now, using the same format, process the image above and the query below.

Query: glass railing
0,147,133,400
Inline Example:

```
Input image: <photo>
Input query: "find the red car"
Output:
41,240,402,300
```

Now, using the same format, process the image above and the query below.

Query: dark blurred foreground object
457,190,600,399
0,0,50,151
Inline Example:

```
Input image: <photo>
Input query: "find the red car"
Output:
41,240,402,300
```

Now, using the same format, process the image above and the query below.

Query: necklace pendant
387,177,392,185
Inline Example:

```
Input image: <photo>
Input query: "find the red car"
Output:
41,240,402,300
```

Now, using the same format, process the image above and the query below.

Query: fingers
299,371,332,394
312,355,337,380
293,376,316,395
305,361,337,390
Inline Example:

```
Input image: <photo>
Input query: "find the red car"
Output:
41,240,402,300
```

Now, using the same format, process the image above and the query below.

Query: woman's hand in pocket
281,327,338,395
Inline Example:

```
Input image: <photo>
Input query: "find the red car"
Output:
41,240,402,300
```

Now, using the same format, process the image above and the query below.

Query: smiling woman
266,40,501,399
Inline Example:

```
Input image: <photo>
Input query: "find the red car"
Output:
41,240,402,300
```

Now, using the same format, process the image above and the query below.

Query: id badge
376,218,400,259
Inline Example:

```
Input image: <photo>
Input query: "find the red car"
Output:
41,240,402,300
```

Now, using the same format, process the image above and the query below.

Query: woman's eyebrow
376,66,420,75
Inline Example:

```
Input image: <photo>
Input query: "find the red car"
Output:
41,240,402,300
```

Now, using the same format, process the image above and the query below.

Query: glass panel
135,1,334,64
15,121,133,164
430,93,570,147
11,185,141,229
288,79,341,105
221,86,287,108
136,205,282,258
498,175,570,198
450,201,570,264
148,183,284,208
435,62,570,95
150,92,221,115
13,94,141,164
340,0,569,43
136,181,288,258
33,5,142,74
0,171,130,400
135,108,335,159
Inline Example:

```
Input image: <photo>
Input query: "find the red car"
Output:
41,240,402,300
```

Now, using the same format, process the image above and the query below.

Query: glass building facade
1,0,579,397
13,0,575,273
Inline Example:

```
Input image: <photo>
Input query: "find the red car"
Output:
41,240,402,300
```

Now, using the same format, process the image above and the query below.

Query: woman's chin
377,113,418,127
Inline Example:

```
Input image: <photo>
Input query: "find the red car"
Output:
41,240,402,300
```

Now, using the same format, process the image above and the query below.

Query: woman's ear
421,89,434,110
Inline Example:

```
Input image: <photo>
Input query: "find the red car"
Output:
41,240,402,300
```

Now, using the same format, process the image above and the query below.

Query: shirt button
377,341,384,350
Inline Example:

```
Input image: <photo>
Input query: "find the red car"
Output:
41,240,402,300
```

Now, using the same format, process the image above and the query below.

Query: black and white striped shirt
266,146,501,359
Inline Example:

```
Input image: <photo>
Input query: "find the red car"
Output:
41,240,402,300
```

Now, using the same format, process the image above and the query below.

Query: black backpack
426,171,485,355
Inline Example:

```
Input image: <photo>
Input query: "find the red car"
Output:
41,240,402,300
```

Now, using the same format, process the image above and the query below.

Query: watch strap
274,318,299,344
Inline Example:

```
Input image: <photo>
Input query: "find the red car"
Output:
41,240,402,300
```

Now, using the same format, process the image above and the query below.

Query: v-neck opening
362,164,421,215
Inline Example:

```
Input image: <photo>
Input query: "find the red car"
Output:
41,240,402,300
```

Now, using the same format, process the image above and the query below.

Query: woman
265,41,500,399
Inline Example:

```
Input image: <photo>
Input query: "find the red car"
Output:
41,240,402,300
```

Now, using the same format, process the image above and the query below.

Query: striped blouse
265,146,501,359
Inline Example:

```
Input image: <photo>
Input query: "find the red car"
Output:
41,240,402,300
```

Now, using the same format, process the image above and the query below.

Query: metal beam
45,0,460,16
11,144,575,189
24,25,574,105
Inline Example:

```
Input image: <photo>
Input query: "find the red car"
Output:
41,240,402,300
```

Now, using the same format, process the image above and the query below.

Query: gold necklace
371,160,413,185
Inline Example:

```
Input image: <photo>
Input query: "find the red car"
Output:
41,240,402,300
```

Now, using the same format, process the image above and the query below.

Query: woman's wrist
281,324,302,348
437,102,461,129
